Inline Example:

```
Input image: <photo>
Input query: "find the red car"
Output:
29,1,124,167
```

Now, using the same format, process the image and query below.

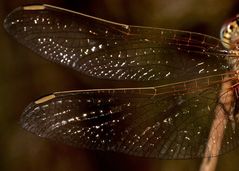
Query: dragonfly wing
4,4,234,83
21,82,239,159
5,4,239,158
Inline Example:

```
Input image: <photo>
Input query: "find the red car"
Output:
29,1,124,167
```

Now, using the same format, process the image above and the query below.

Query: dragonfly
4,4,239,159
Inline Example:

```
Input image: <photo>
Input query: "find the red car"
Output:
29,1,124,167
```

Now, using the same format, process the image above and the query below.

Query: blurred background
1,0,239,171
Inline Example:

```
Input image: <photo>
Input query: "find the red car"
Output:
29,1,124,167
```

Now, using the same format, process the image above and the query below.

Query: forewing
21,81,239,159
4,4,234,83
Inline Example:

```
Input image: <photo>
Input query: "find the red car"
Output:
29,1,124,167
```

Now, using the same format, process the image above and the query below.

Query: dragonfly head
220,14,239,50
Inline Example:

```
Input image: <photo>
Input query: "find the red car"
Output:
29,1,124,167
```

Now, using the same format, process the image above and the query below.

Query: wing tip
20,93,56,134
20,100,38,133
3,5,44,34
4,4,49,37
3,6,21,32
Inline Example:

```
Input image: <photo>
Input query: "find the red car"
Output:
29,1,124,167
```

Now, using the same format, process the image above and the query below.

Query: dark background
1,0,239,171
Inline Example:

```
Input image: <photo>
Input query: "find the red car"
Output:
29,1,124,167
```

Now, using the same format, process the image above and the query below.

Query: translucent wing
21,75,239,159
3,4,236,83
5,5,239,159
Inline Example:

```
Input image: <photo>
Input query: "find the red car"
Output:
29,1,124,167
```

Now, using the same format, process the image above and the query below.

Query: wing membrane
21,78,239,159
5,5,239,159
4,4,235,83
